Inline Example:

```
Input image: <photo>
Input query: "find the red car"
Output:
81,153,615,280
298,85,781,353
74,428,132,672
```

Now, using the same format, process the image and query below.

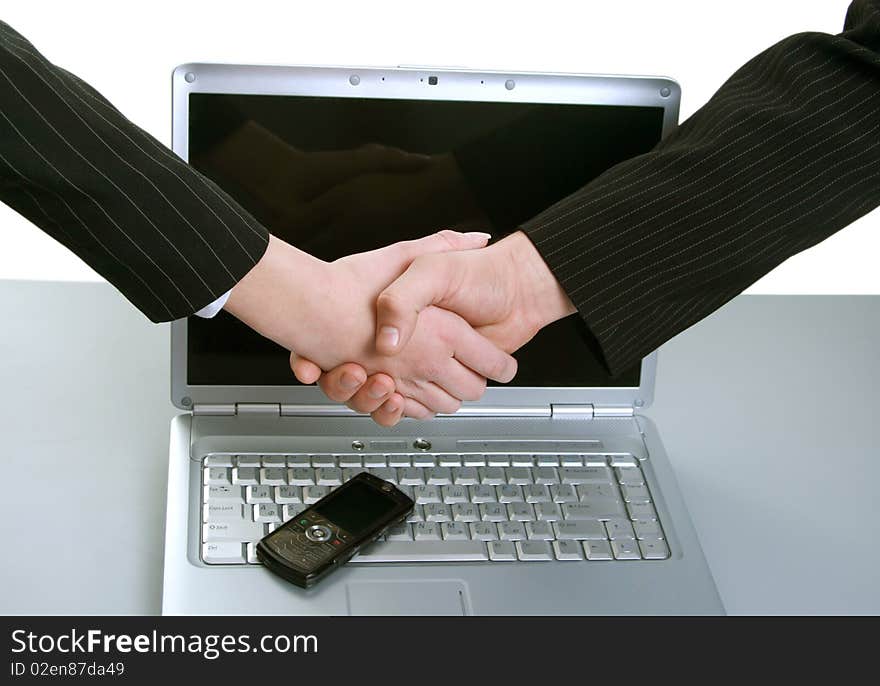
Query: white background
1,0,874,292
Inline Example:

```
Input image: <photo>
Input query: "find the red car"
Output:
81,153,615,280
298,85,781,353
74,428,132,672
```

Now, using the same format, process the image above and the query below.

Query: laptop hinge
192,403,281,416
550,404,595,419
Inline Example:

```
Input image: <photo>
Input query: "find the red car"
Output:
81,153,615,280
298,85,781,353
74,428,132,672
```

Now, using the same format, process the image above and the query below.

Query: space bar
351,542,489,563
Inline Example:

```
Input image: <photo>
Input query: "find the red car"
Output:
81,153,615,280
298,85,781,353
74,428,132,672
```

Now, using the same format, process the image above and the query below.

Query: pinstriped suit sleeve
521,0,880,375
0,21,268,322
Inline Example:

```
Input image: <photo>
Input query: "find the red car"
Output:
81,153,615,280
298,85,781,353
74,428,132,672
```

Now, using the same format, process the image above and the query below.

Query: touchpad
346,580,470,615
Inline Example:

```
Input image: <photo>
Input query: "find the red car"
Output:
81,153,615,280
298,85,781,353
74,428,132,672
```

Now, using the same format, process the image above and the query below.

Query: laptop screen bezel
170,63,679,412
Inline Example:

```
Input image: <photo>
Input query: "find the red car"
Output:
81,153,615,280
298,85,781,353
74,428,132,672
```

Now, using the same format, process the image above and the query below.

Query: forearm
521,0,880,374
0,20,268,321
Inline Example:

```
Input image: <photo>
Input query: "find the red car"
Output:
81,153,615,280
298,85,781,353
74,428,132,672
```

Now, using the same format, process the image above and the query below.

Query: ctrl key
202,541,245,564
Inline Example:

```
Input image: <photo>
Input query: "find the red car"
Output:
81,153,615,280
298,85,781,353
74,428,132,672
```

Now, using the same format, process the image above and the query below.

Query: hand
224,230,518,423
292,231,576,424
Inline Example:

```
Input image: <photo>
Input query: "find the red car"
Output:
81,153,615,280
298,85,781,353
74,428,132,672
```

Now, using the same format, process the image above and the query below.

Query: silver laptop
161,63,722,615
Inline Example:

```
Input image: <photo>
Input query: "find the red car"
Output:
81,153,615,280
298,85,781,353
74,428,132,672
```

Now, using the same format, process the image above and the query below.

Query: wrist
497,230,576,332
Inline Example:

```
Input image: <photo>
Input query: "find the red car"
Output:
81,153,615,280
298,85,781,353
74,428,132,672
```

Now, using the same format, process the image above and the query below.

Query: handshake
224,229,576,426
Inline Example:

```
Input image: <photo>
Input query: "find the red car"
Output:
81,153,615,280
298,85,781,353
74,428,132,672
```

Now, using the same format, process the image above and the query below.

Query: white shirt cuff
193,289,232,318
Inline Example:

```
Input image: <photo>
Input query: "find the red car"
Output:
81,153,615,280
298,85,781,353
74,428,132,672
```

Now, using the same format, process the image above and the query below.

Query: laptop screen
186,93,664,387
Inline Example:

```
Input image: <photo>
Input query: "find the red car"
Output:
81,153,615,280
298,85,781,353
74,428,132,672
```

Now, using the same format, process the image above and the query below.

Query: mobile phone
256,472,414,588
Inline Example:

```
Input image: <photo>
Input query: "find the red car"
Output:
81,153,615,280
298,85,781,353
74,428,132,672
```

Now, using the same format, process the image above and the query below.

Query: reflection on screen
187,93,665,387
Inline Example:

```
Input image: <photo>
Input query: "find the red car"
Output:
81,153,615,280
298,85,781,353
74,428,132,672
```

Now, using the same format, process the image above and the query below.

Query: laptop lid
170,64,679,413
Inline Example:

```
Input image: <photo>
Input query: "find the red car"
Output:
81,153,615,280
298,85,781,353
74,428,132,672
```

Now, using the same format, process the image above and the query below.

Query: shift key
202,520,264,543
563,500,625,520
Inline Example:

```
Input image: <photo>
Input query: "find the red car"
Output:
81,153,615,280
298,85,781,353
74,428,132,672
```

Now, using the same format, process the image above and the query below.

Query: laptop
161,63,722,614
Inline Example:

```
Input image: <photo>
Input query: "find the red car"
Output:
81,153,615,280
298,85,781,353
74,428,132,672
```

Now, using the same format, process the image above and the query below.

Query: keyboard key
525,521,554,540
499,522,527,541
282,504,305,520
536,455,560,467
553,539,585,560
550,484,579,503
469,522,498,541
553,520,606,540
615,468,644,486
386,522,413,541
205,454,233,467
524,484,552,503
584,540,614,560
486,454,510,467
203,520,263,542
510,454,534,467
369,467,397,483
480,503,506,522
232,467,259,485
426,467,453,485
353,541,488,562
203,503,242,521
387,455,410,468
205,485,243,503
413,522,442,541
442,485,469,504
315,468,343,486
247,542,259,564
337,455,362,468
406,505,425,523
262,455,287,466
609,454,637,467
559,454,583,466
287,455,310,467
516,540,553,561
560,467,613,484
452,467,479,485
414,485,442,504
260,467,287,485
534,503,562,521
363,455,387,467
412,454,435,468
462,454,486,467
470,485,497,503
639,537,670,559
451,503,480,522
441,522,470,540
578,484,618,500
497,485,524,503
438,454,462,467
424,503,451,522
274,486,302,504
508,502,535,521
310,455,336,468
203,542,245,564
633,520,663,539
534,467,559,484
204,467,231,485
488,541,517,561
505,467,532,485
342,468,366,482
398,468,425,485
611,540,641,560
563,501,625,520
235,455,261,468
479,467,505,485
254,503,282,523
605,518,636,540
303,486,330,504
626,502,658,520
583,454,609,467
287,468,315,486
620,484,651,503
245,485,273,504
396,485,414,500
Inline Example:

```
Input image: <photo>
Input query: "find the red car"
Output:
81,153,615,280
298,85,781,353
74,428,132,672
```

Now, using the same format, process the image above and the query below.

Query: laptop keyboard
201,453,669,565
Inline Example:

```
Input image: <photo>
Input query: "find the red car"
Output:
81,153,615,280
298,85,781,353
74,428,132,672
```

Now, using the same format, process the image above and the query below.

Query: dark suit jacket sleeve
0,21,269,322
518,0,880,375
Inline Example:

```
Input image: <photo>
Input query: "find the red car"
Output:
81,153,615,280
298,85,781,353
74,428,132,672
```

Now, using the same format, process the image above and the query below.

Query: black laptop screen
186,93,665,387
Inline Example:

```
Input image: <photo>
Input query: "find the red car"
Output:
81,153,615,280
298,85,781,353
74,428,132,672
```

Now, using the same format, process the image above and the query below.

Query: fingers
406,380,462,415
289,352,323,385
446,315,518,383
393,228,490,262
430,359,487,402
343,373,398,414
403,397,434,421
313,363,368,403
370,393,406,427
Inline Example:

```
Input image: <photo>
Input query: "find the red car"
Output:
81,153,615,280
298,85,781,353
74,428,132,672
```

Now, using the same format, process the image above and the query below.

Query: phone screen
313,480,399,536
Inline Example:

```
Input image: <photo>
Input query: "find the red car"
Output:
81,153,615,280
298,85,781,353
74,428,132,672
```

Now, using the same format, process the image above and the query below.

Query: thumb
375,253,457,356
391,228,491,263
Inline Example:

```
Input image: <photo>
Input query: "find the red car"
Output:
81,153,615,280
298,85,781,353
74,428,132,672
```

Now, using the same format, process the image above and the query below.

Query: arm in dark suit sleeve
0,21,268,321
518,0,880,374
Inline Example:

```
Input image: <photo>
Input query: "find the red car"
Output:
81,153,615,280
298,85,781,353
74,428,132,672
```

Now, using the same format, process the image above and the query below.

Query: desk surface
0,282,877,614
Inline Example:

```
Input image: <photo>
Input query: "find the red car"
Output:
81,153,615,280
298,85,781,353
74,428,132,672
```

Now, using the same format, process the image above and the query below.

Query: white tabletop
0,282,876,614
